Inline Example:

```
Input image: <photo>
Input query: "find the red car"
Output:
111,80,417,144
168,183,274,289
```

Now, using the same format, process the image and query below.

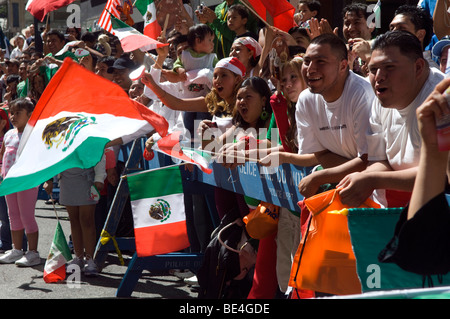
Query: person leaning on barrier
338,31,445,208
295,33,375,199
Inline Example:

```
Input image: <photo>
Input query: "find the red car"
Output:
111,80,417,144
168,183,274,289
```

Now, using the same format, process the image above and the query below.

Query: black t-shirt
379,192,450,276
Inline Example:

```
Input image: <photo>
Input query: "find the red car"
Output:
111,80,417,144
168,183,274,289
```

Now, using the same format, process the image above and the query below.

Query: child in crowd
202,76,274,299
295,0,321,28
54,161,106,277
0,108,10,252
229,36,263,79
3,75,21,103
0,98,40,267
261,56,317,298
172,23,218,95
227,4,257,40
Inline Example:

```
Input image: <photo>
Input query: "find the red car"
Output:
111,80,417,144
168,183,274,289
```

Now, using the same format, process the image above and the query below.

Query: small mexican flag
152,131,213,174
134,0,161,40
44,221,72,283
110,14,168,53
128,165,189,257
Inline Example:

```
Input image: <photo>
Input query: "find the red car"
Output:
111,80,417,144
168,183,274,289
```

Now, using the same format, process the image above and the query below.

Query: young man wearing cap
432,35,450,74
107,54,137,93
295,33,375,198
337,31,445,208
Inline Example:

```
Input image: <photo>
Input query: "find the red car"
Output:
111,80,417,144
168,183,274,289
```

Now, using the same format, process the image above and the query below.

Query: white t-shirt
295,71,375,159
367,67,444,170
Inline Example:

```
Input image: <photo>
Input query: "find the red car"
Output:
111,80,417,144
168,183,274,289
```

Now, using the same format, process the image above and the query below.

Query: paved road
0,199,199,299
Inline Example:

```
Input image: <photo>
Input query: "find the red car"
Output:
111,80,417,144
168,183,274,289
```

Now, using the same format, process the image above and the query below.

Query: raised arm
141,71,208,112
408,77,450,219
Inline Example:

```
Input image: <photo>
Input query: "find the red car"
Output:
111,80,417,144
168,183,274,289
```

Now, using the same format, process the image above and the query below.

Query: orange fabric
243,202,279,239
289,189,380,295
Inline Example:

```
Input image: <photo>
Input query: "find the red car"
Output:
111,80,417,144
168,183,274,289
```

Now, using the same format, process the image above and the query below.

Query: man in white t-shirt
338,30,444,208
296,33,375,198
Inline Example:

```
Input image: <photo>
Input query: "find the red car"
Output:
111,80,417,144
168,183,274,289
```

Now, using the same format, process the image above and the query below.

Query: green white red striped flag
127,165,189,257
0,58,168,197
44,221,72,283
110,13,168,52
151,130,213,174
134,0,161,39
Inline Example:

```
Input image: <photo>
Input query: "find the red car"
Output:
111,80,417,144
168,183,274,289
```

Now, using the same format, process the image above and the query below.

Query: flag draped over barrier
128,165,189,257
347,207,450,293
0,58,168,197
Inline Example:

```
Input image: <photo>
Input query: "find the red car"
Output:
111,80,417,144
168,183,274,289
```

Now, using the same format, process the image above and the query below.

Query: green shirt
40,51,78,84
208,0,259,59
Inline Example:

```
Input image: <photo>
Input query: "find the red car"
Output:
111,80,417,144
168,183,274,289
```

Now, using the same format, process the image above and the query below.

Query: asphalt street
0,199,199,299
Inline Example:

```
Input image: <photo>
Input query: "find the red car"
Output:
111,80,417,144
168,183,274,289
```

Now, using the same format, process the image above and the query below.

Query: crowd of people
0,0,449,299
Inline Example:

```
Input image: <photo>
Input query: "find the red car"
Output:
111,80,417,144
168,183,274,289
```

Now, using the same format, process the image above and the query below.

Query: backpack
197,207,258,299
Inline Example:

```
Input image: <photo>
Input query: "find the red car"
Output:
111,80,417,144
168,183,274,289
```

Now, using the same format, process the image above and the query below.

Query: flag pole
50,194,59,221
179,147,261,164
161,14,170,38
121,162,189,179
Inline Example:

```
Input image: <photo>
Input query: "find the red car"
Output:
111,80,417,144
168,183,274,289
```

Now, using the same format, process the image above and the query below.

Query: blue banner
194,162,313,213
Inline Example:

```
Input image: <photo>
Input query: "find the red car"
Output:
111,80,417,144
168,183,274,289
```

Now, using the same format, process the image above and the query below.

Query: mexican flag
0,58,168,197
44,221,72,283
152,130,213,174
110,14,168,53
128,165,189,257
134,0,161,40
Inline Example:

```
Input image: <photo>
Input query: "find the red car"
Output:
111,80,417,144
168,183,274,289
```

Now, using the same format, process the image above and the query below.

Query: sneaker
84,258,98,277
173,269,195,279
0,249,23,264
15,250,41,267
67,256,84,273
184,275,198,286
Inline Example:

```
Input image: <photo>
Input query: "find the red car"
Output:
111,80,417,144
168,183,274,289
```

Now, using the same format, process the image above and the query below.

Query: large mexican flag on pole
0,58,168,197
127,165,189,257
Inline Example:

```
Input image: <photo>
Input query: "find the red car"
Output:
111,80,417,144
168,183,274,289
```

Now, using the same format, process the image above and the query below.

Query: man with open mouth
337,30,444,209
295,33,375,199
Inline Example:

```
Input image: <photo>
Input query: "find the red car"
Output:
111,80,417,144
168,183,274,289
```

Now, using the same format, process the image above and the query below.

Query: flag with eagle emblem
127,165,189,257
0,58,169,197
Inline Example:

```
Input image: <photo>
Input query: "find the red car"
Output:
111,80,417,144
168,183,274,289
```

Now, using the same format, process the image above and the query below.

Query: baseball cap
107,55,136,73
432,36,450,59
